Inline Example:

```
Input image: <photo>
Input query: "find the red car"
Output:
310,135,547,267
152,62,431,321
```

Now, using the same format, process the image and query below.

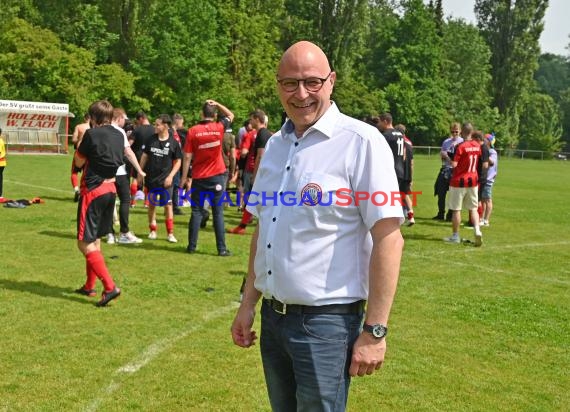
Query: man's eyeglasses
276,72,332,92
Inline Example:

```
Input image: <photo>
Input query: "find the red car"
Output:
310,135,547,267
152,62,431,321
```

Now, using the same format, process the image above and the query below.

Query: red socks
85,259,97,290
85,251,115,292
149,221,174,235
165,218,174,234
240,210,253,226
143,187,149,207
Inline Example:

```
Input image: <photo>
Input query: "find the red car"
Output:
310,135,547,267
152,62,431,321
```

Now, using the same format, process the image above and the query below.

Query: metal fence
413,146,569,160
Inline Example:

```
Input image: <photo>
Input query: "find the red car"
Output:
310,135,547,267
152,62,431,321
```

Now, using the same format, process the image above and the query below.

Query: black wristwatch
362,323,388,339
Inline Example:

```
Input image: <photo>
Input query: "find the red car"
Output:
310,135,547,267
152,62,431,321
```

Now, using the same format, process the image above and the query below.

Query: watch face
372,324,387,338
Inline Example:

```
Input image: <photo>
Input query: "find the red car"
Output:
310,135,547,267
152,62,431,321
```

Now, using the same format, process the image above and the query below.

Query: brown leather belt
264,298,365,315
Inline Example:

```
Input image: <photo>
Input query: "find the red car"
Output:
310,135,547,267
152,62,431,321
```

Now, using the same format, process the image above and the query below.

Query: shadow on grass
402,233,447,243
403,232,483,247
0,279,94,305
229,270,247,277
39,230,76,240
124,241,229,257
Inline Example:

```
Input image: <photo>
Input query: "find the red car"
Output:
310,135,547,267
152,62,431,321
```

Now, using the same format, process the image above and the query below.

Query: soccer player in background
378,114,415,225
70,113,90,202
181,99,234,256
444,125,486,246
481,134,498,226
138,114,182,243
74,100,145,306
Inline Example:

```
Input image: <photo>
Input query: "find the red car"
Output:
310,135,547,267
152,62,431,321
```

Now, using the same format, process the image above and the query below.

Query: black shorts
398,178,411,194
77,182,116,243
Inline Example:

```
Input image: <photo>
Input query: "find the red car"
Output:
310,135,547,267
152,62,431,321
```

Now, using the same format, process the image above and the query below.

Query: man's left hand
348,333,386,377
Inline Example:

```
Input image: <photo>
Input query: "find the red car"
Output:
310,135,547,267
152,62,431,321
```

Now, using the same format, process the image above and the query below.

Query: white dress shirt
247,103,403,306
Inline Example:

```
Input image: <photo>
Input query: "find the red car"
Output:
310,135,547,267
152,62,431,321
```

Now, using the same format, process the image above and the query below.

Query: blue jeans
172,169,181,209
242,170,253,193
187,173,228,253
260,300,363,412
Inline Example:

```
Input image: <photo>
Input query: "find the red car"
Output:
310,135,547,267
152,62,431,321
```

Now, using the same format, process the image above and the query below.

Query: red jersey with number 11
450,140,481,188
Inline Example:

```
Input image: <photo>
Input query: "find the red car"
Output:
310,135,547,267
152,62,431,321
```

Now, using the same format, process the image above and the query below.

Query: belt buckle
273,300,286,315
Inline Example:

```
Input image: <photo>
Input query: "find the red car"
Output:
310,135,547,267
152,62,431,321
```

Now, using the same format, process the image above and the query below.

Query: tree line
1,0,568,152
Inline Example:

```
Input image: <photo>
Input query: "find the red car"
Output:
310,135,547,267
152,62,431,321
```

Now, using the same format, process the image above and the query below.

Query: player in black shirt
378,113,406,182
129,111,156,206
74,100,146,307
397,124,416,226
379,115,415,226
138,114,182,243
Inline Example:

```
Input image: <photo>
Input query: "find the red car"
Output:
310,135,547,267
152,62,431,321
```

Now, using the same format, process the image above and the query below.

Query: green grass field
1,152,569,411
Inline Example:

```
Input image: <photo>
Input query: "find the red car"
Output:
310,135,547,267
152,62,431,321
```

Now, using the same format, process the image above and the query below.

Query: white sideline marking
5,178,69,194
84,302,239,412
406,240,570,256
463,240,570,253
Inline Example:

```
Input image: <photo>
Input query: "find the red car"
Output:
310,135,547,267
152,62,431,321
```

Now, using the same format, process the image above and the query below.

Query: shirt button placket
266,135,299,290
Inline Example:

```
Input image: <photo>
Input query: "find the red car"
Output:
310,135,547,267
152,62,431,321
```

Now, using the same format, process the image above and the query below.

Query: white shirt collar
281,101,339,142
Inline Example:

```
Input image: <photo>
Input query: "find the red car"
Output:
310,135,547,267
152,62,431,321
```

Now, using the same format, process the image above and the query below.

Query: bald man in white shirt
231,41,404,411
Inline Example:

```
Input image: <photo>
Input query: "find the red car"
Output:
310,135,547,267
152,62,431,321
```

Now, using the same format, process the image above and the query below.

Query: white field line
462,240,570,253
5,178,69,194
405,240,570,258
84,302,239,412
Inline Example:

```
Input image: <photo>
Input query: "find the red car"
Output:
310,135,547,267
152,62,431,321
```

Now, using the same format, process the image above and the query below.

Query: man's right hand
231,304,257,348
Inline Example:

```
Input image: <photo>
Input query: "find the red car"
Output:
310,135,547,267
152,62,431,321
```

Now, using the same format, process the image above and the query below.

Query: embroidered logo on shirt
300,183,323,206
